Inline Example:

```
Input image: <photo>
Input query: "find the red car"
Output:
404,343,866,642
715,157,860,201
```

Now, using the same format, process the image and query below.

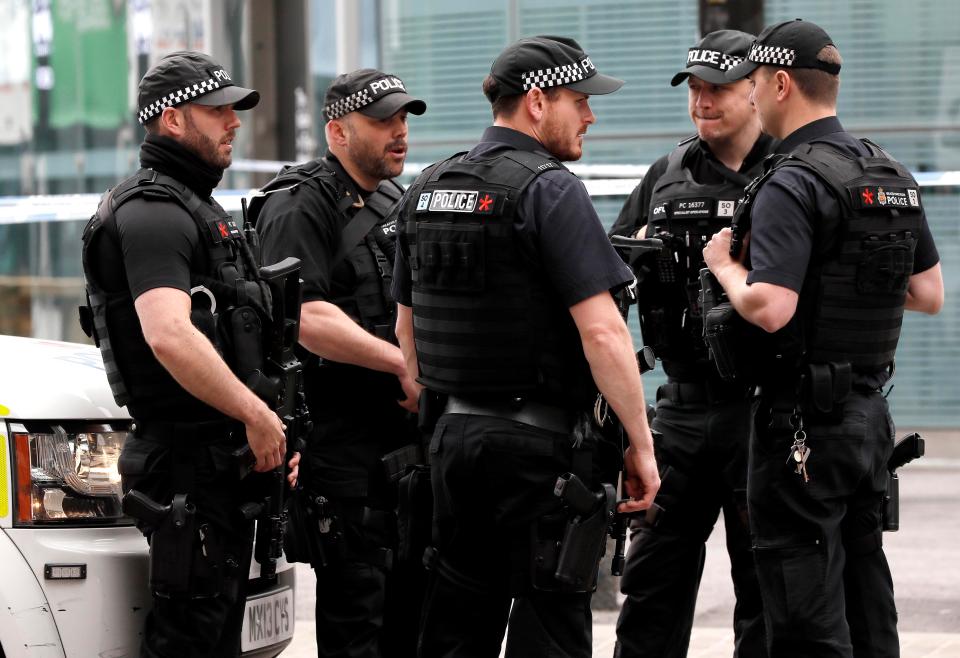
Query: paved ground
282,431,960,656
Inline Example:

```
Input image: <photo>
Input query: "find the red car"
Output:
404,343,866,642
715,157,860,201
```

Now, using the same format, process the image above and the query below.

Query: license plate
241,587,295,652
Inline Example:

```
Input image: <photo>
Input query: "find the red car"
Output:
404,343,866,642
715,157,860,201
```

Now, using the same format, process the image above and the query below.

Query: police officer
609,30,771,658
80,51,298,657
392,36,660,658
704,20,943,658
253,69,426,658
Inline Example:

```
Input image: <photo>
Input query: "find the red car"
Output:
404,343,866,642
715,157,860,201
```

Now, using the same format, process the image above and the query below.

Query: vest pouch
415,223,485,292
226,305,265,386
801,362,851,423
78,303,97,344
857,235,916,295
704,301,740,380
638,307,667,357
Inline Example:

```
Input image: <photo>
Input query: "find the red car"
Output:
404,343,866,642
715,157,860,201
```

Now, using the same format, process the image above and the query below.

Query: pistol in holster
882,432,924,532
533,472,616,592
123,489,222,599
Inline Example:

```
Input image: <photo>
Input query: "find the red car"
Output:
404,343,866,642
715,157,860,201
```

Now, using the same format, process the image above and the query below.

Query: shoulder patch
416,192,432,211
428,190,478,213
853,186,921,210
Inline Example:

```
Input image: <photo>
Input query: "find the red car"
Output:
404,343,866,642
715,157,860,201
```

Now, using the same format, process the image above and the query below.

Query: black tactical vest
80,168,268,418
640,137,766,366
738,139,923,378
401,149,592,404
248,157,403,341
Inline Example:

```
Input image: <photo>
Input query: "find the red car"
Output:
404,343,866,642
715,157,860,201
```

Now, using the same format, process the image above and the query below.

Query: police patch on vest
671,197,712,218
716,199,737,218
208,219,241,243
854,186,921,210
381,218,398,236
426,190,499,214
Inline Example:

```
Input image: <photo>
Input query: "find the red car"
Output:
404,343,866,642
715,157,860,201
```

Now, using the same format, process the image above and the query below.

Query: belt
658,380,750,405
133,418,243,444
443,396,573,435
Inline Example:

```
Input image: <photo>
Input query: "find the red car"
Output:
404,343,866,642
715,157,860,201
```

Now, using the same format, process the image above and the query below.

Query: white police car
0,335,295,657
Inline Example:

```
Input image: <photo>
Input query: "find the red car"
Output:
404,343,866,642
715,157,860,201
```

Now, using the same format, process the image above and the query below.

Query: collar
776,116,845,154
698,132,778,173
323,151,371,207
479,126,556,158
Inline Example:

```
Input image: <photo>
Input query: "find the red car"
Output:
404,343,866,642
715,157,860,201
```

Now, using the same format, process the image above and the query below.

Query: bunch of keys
787,428,811,483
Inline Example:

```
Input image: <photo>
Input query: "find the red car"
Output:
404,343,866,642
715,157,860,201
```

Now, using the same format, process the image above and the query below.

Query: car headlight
10,421,133,526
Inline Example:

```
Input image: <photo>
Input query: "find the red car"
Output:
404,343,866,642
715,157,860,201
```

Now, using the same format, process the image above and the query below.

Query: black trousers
118,431,255,658
418,413,596,658
306,411,424,658
615,381,766,658
749,390,898,658
312,499,393,658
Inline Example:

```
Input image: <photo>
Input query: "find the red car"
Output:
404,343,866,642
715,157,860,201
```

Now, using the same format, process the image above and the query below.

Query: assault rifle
234,199,312,584
604,234,664,575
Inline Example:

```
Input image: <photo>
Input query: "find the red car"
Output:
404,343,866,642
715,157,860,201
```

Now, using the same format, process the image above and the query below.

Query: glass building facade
0,0,957,426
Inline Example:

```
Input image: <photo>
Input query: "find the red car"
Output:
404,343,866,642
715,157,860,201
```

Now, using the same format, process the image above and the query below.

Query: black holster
282,490,329,568
123,490,223,599
531,473,616,593
382,442,433,568
397,464,433,567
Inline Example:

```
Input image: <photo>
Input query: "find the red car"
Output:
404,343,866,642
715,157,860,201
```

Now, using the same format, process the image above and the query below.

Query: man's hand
245,405,286,472
619,444,660,513
703,226,735,272
397,370,422,413
286,451,301,488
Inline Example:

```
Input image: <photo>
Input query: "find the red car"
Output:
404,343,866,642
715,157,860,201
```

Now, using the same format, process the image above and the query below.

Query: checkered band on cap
521,63,587,90
748,44,796,67
720,53,743,70
137,77,222,125
324,89,373,120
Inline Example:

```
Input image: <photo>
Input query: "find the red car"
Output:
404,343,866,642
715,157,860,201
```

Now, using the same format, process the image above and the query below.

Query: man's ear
523,87,546,123
774,70,791,102
157,106,187,138
326,118,349,148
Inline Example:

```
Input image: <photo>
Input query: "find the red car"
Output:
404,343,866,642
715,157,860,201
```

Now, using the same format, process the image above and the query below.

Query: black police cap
323,69,427,122
137,51,260,125
670,30,756,87
726,19,841,81
488,35,624,100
